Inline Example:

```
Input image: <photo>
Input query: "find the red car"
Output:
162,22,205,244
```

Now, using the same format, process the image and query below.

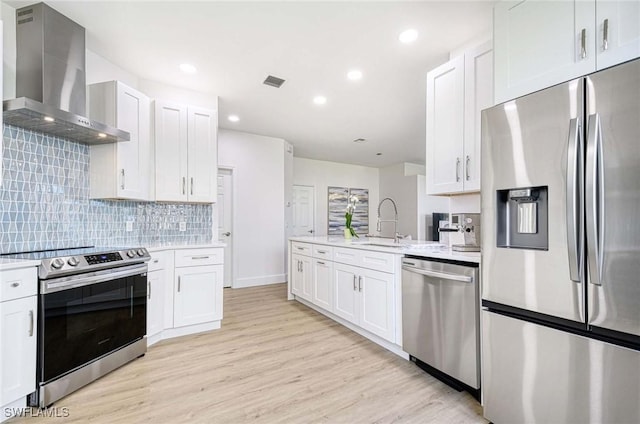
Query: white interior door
217,168,233,287
292,185,315,236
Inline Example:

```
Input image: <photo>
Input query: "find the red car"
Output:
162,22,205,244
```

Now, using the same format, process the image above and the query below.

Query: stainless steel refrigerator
481,58,640,423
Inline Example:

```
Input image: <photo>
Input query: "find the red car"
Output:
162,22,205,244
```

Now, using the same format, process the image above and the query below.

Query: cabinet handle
358,276,362,292
11,282,20,288
182,177,186,195
353,275,357,291
191,177,194,195
581,28,587,59
191,255,210,260
298,260,301,272
28,310,34,337
456,157,461,182
120,169,125,190
465,155,471,181
317,261,325,265
603,18,609,51
317,250,326,254
153,259,159,263
148,281,151,299
177,277,181,293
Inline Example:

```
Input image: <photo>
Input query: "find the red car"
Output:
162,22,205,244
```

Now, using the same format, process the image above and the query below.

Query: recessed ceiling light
179,63,197,74
228,115,240,122
43,116,54,122
97,133,107,138
313,96,327,105
399,29,418,44
347,70,363,81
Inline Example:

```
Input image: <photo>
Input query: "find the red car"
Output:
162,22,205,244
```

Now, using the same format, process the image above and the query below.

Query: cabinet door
187,106,217,203
116,83,151,200
333,263,359,324
155,101,188,202
291,254,304,297
146,269,165,339
174,265,222,327
494,0,596,103
426,55,465,194
596,1,640,70
463,41,493,192
0,296,36,405
300,255,313,301
359,268,395,342
312,259,333,311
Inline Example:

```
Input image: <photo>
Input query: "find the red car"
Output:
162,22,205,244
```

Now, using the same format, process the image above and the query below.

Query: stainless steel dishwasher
401,256,480,398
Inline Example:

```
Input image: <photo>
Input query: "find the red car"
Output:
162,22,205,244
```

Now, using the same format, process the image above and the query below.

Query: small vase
344,228,352,239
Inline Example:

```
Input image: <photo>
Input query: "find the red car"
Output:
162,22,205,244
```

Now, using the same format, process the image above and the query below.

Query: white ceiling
8,0,494,167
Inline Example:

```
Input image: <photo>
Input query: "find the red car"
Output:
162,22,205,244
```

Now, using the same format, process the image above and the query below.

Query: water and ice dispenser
496,186,548,250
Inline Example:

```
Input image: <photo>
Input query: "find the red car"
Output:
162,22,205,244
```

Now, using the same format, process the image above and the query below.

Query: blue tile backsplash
0,125,213,253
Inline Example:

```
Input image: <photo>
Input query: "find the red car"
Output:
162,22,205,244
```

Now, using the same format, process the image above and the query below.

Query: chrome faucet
377,197,400,243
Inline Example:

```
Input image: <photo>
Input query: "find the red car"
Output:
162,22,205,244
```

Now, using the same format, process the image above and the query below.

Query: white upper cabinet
494,0,640,104
596,1,640,70
154,101,218,203
426,41,493,195
89,81,152,200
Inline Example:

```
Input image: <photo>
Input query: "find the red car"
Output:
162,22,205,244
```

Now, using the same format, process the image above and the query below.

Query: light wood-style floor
10,283,486,423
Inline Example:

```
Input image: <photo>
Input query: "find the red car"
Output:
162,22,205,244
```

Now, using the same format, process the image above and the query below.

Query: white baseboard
233,274,286,288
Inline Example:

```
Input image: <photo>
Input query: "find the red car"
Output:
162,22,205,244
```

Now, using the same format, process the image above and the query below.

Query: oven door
39,264,147,383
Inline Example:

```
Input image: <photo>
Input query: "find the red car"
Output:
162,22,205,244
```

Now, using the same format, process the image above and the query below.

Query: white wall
450,193,481,213
293,157,379,237
218,129,288,288
86,50,139,88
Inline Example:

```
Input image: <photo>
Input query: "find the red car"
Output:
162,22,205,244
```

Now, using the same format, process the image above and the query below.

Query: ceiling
7,1,494,167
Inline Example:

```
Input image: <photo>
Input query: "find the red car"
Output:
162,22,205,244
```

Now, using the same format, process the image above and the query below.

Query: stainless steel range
1,247,150,408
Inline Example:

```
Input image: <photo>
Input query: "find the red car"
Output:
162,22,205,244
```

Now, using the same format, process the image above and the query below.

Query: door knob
307,230,314,234
223,232,231,236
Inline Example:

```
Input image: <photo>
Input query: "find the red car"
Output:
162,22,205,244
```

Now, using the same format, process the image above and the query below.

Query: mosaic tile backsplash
0,125,213,253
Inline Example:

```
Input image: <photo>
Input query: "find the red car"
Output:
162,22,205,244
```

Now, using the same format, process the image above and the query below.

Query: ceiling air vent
263,75,286,88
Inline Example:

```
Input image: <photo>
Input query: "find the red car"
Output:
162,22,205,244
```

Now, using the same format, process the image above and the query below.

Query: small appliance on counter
437,213,481,252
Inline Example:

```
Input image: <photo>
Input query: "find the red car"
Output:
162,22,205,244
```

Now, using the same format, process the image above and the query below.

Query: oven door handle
42,263,148,294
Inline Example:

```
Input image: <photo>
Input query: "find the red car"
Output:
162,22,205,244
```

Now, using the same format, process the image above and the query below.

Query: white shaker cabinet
146,252,166,346
426,41,493,195
312,258,333,312
596,1,640,70
89,81,151,200
291,253,312,301
154,101,218,203
332,262,394,342
494,0,640,103
0,267,37,415
173,249,223,328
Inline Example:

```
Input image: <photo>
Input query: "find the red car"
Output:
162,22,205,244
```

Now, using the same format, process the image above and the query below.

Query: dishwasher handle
402,265,473,283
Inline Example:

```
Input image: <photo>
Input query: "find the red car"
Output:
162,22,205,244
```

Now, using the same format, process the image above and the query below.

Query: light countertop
289,236,481,264
146,242,226,253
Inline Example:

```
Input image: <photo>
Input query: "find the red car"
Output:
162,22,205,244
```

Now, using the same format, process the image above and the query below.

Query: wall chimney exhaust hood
2,3,129,144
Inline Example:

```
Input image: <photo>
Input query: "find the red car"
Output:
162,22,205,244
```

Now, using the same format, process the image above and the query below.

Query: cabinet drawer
333,248,395,274
174,248,223,267
147,252,167,272
291,242,312,256
312,245,333,260
1,267,38,302
359,250,395,274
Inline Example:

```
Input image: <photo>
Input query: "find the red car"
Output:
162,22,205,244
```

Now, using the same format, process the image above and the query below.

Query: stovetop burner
1,246,151,280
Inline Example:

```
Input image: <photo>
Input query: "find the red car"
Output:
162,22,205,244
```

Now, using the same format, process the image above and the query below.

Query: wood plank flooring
10,283,486,423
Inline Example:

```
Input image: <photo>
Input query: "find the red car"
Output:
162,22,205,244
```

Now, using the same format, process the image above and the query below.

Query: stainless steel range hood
2,3,129,144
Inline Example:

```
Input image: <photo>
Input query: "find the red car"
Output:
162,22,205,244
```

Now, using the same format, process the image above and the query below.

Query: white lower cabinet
311,258,333,312
0,267,37,420
174,265,223,327
146,252,166,345
333,263,395,342
291,253,312,301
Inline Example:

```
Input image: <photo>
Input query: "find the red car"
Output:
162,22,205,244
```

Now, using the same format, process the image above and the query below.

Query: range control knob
137,249,146,257
67,257,80,267
51,258,65,269
127,250,136,258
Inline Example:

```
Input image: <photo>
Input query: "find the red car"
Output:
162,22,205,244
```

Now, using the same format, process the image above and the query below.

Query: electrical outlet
126,221,133,232
179,222,187,232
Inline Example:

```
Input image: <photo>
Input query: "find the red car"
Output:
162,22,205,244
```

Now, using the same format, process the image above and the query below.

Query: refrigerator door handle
566,118,583,282
586,113,605,286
